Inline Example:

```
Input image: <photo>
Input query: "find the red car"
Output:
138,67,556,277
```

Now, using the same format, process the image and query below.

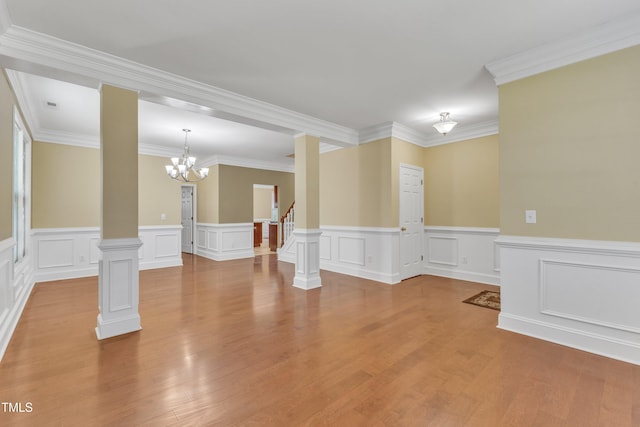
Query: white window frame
12,107,31,267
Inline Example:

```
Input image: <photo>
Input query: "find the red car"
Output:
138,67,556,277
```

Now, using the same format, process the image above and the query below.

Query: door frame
399,163,424,280
181,184,197,254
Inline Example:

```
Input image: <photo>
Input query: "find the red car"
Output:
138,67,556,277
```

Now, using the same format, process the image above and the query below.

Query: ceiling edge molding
33,128,99,148
358,122,395,144
138,143,180,158
201,155,295,174
390,122,429,146
422,120,499,147
4,68,39,132
485,13,640,85
0,25,359,146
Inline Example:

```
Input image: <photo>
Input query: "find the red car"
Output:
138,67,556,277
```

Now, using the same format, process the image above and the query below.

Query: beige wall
0,71,15,240
32,142,100,228
100,84,138,239
138,154,181,225
320,138,394,227
197,164,219,224
500,46,640,241
211,165,294,224
424,135,499,227
32,142,181,228
253,187,273,219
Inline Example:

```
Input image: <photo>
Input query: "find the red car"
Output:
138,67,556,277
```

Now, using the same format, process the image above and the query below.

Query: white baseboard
32,226,183,283
195,223,255,261
0,238,35,362
424,226,500,286
497,235,640,365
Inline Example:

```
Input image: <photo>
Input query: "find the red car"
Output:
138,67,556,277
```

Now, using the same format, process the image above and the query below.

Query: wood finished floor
1,254,639,426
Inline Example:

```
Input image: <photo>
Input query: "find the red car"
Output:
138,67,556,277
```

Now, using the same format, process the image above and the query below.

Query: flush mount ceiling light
165,129,209,182
432,112,458,135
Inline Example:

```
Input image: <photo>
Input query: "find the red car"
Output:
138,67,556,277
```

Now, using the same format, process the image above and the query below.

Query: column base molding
293,229,322,290
96,238,143,340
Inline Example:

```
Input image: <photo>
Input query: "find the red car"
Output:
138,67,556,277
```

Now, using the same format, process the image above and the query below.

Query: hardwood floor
1,254,639,426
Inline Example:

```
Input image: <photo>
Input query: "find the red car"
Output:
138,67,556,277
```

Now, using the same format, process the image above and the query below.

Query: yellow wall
500,46,640,241
424,135,499,227
32,142,100,228
100,84,138,239
32,142,181,228
138,154,181,225
0,71,15,240
216,165,294,224
253,187,273,219
320,138,394,227
196,164,219,224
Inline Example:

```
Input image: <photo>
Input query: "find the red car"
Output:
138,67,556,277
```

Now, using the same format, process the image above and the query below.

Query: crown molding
422,120,499,147
0,25,359,146
358,120,497,148
486,13,640,85
4,68,39,132
33,128,99,148
200,155,294,174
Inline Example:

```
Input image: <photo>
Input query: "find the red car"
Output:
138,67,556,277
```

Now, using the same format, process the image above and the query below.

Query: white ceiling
2,0,640,170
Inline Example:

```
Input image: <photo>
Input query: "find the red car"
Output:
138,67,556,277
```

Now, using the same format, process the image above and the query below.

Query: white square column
96,238,143,339
293,229,322,290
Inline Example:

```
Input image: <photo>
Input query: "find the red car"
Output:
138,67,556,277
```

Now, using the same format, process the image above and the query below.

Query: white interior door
181,186,194,253
399,164,424,280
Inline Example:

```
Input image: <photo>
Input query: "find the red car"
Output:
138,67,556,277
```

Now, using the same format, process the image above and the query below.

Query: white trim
422,121,499,147
280,226,402,285
200,154,294,173
498,313,640,367
292,229,323,290
96,237,143,340
195,223,254,261
498,235,640,365
32,226,183,282
424,226,500,286
0,238,35,362
358,120,499,148
485,13,640,85
496,235,640,258
0,25,359,146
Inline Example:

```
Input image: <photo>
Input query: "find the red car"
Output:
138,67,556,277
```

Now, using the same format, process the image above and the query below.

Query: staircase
280,201,294,247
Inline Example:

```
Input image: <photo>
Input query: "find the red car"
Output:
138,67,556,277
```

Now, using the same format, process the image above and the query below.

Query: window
12,108,29,264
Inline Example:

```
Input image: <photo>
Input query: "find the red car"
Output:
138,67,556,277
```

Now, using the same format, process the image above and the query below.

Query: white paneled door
399,164,424,280
181,186,194,253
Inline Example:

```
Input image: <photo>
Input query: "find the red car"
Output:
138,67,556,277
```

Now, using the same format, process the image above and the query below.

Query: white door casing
181,186,194,253
399,164,424,280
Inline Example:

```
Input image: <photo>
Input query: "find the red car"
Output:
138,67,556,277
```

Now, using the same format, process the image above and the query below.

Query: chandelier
165,129,209,182
432,112,458,135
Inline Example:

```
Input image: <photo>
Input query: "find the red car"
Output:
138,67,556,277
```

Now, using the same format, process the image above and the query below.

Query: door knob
401,227,406,232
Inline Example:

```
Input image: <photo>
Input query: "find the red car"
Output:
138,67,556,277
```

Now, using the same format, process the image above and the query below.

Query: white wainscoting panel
196,223,254,261
424,227,500,286
497,235,640,365
32,226,183,282
279,226,401,284
0,238,35,362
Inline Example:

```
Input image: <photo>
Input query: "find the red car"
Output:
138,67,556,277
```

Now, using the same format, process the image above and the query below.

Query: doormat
463,290,500,311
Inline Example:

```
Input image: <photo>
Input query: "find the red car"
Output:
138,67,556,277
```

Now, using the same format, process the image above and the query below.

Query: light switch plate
525,210,536,224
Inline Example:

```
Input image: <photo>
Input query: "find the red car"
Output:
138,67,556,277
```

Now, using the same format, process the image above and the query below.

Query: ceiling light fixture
433,112,458,135
165,129,209,182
